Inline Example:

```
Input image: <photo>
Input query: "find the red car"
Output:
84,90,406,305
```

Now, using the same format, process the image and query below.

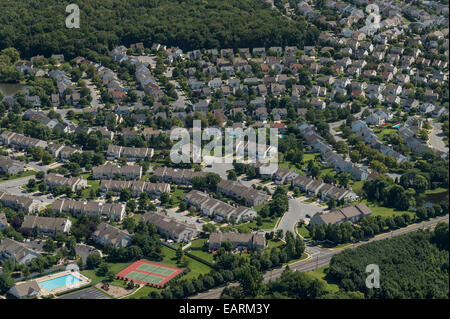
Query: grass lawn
267,239,284,250
223,217,279,232
189,238,207,249
375,128,397,140
350,180,364,192
307,266,340,293
170,187,187,205
297,225,311,239
79,180,100,199
188,250,215,263
279,161,303,175
425,187,448,195
0,170,37,182
319,167,334,179
303,152,320,162
361,200,414,217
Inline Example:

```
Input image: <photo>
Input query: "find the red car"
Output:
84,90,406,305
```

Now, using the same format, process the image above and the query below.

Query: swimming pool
38,274,82,292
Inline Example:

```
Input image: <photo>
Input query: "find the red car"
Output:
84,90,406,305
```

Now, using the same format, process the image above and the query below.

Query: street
277,199,325,237
428,121,448,153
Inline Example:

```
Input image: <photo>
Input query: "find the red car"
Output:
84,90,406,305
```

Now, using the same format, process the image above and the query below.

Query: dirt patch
95,283,138,298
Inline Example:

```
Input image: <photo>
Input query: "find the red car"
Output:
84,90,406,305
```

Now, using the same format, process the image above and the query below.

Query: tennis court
137,264,176,276
116,260,184,288
125,271,164,285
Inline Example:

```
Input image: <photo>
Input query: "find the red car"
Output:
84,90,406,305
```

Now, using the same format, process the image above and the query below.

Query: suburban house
20,215,72,236
99,180,170,198
0,213,9,231
92,222,132,247
92,165,142,180
0,192,42,213
0,156,24,176
208,231,266,251
44,173,88,191
46,143,80,161
216,180,269,207
0,131,48,150
51,199,126,221
8,281,41,299
310,203,372,225
106,145,154,161
153,167,208,185
141,211,198,243
185,190,258,223
0,238,41,265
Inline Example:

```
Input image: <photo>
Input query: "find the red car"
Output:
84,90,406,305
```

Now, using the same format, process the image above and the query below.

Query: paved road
164,67,190,110
328,106,368,142
191,215,449,299
428,121,448,153
85,78,101,109
277,199,325,237
0,176,55,207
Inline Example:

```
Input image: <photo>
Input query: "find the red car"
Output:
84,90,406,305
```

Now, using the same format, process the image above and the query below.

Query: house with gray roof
141,212,198,243
92,222,132,248
208,232,265,251
0,238,41,265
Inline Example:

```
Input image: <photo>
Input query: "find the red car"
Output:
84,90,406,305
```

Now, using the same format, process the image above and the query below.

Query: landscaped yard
0,170,37,182
222,217,280,233
374,128,397,140
361,200,414,217
297,225,311,239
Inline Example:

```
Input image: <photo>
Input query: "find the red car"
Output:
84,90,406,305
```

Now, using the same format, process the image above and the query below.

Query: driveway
76,244,102,264
428,121,448,153
277,199,325,237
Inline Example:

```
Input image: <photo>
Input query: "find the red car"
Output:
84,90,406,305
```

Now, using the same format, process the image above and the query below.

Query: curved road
191,215,449,299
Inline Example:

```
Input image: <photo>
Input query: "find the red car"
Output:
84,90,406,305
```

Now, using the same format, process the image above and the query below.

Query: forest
0,0,319,59
327,224,449,299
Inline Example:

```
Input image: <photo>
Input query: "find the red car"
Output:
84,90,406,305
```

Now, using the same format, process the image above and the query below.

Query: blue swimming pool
38,274,82,291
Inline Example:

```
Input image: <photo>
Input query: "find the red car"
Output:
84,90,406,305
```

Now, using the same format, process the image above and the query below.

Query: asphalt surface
0,176,55,207
277,199,325,236
57,287,111,299
191,214,449,299
428,121,448,153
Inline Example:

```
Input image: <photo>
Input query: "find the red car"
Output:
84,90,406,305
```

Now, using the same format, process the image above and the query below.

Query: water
0,83,24,97
38,274,82,291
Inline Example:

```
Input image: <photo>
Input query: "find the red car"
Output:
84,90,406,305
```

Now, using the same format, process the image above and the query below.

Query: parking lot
57,287,111,299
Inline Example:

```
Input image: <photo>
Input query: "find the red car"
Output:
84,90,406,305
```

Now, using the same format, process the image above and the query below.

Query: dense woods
328,225,449,299
0,0,319,59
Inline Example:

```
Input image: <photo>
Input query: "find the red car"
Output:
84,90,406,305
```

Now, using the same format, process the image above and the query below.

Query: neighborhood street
277,199,325,237
428,121,448,153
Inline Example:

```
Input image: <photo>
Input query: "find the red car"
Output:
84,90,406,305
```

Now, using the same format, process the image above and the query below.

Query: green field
307,266,340,293
362,200,414,217
188,250,215,263
297,225,311,239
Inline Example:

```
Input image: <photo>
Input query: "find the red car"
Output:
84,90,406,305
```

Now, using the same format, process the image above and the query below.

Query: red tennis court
116,260,183,288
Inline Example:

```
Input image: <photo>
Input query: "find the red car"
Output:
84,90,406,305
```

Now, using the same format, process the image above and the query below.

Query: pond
0,83,24,97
